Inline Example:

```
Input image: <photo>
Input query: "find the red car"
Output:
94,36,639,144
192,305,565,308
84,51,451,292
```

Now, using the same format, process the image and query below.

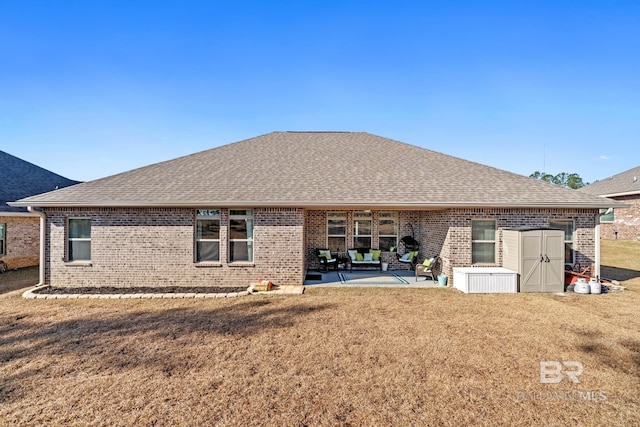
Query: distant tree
529,171,586,189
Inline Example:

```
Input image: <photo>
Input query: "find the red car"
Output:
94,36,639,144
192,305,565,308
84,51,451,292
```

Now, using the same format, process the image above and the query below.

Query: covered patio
303,268,443,287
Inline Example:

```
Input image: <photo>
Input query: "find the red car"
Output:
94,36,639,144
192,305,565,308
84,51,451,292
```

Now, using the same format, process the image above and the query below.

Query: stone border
22,285,304,300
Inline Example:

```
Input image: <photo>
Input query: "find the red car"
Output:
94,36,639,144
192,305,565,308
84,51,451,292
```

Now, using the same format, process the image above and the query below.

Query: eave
599,190,640,198
8,200,627,210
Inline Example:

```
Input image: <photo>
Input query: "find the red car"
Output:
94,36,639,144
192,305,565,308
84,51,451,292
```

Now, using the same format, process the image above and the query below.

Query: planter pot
381,262,389,271
438,275,448,286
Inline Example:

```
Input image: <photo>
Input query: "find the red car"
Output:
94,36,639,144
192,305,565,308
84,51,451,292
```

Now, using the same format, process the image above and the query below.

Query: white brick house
11,132,622,288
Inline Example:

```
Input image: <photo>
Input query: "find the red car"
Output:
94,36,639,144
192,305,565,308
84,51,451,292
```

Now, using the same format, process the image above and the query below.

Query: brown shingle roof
578,166,640,197
11,132,622,209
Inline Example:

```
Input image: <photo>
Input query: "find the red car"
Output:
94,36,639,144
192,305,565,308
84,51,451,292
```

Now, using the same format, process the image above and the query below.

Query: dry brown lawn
1,241,639,426
0,266,39,295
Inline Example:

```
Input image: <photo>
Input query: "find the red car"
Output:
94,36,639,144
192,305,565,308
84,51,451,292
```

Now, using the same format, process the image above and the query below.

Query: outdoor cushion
319,250,332,259
369,249,381,261
423,257,434,267
318,250,336,263
348,250,358,262
364,253,373,261
400,252,411,261
356,252,364,261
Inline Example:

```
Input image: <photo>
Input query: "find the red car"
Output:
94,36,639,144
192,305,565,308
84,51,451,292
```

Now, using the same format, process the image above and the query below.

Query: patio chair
398,250,419,270
416,256,441,283
397,234,420,270
315,248,337,272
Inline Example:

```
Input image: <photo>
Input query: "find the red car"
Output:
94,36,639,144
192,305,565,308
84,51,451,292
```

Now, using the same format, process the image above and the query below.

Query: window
353,211,372,248
195,210,220,262
0,223,5,255
600,208,614,223
327,212,347,253
229,210,253,262
550,220,574,264
472,220,496,264
379,212,398,251
68,218,91,261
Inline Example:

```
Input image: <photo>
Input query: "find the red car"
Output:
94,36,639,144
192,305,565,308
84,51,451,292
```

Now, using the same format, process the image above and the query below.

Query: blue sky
1,1,638,184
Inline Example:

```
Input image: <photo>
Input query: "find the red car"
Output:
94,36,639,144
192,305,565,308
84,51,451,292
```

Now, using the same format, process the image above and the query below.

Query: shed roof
578,166,640,198
11,132,622,209
1,150,80,213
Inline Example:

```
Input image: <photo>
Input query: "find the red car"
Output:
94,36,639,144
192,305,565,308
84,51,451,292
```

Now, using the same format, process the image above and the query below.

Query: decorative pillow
423,257,433,267
348,250,358,262
369,249,381,261
400,253,411,261
364,253,373,261
356,252,364,261
319,250,331,258
409,251,418,261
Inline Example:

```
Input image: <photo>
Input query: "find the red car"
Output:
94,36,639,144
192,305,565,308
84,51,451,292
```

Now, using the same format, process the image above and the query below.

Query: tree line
529,171,587,189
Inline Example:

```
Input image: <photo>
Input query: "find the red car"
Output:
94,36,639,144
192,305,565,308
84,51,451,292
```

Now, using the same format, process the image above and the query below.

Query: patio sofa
347,248,383,272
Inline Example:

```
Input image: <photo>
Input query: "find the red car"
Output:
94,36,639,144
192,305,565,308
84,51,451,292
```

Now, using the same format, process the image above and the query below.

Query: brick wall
304,208,599,285
305,210,327,270
0,215,40,269
436,208,597,280
419,210,450,275
43,207,304,288
41,207,599,288
600,194,640,241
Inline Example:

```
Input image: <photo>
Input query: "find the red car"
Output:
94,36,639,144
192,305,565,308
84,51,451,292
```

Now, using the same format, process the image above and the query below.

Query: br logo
539,361,584,384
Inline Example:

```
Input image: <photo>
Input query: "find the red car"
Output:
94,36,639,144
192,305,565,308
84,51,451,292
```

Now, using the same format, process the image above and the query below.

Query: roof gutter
0,211,42,217
8,200,627,210
26,206,46,287
599,190,640,198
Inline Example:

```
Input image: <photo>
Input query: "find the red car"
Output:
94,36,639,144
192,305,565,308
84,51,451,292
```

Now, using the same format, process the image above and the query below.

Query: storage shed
502,228,565,293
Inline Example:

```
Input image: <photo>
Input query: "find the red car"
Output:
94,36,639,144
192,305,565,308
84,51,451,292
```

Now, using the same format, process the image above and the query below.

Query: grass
0,241,639,426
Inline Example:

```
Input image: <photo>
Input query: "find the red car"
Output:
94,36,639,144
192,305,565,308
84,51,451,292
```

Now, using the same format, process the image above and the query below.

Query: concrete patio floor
303,268,444,288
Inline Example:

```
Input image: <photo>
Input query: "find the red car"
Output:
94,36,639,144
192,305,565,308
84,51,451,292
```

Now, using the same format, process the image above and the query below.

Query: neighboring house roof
11,132,622,209
1,150,80,213
578,166,640,198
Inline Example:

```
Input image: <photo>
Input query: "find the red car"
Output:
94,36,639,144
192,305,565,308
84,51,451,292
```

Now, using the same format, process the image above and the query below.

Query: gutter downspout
594,215,601,280
27,206,46,287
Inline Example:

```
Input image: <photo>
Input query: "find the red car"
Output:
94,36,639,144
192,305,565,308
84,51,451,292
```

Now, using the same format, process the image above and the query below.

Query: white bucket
574,278,591,294
381,262,389,272
589,278,602,294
